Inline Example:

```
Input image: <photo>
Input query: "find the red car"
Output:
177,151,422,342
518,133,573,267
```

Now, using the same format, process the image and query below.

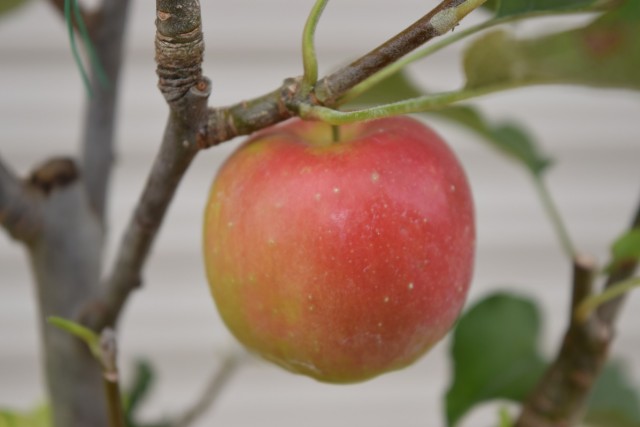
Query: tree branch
155,0,205,116
0,154,42,242
516,198,640,427
203,0,486,147
81,0,210,331
81,0,132,221
46,0,131,221
27,158,110,427
81,0,486,329
315,0,483,105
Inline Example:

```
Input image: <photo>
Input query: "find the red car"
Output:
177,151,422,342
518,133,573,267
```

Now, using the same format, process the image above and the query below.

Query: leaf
346,71,423,106
464,2,640,91
0,0,31,17
498,406,515,427
445,293,547,427
585,361,640,427
606,229,640,272
0,405,50,427
47,316,101,360
481,0,601,18
125,360,155,424
346,71,552,176
431,106,552,175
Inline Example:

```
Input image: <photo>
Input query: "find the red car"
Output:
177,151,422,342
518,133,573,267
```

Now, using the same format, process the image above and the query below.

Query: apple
203,116,475,383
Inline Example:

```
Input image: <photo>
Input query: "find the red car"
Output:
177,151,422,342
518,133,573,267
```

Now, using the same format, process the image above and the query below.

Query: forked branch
83,0,210,331
516,198,640,427
83,0,487,330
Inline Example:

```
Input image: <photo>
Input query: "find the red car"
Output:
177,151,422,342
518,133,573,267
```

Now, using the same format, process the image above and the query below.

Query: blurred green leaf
498,406,515,427
47,316,101,361
445,293,547,427
125,360,155,425
0,0,31,17
481,0,601,17
606,229,640,273
345,71,423,106
465,2,640,91
431,107,551,175
585,361,640,427
0,405,50,427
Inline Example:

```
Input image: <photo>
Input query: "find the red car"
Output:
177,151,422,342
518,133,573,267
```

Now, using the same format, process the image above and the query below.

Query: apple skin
203,116,475,383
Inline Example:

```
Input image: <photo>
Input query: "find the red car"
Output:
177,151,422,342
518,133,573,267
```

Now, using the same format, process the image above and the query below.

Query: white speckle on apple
314,193,321,201
408,282,414,290
227,221,234,228
333,187,340,194
377,322,383,328
383,296,390,303
371,172,380,182
450,184,456,192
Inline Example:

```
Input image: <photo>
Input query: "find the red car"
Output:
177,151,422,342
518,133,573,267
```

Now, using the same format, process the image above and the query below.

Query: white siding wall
1,1,639,426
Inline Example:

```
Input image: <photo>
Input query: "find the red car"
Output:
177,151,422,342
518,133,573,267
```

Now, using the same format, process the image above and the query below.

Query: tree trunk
26,158,108,427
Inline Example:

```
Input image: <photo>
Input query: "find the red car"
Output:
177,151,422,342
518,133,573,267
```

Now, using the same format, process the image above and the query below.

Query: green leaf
431,106,552,175
585,361,640,427
481,0,600,18
345,71,423,106
606,229,640,272
498,406,515,427
47,316,101,360
0,404,50,427
125,360,155,424
0,0,31,17
445,293,547,427
346,71,552,176
464,3,640,91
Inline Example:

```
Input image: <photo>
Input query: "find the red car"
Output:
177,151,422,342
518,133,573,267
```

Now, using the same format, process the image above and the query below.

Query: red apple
203,116,475,383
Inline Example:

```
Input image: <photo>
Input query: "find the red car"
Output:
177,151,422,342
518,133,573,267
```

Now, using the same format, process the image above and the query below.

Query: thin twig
315,0,486,105
173,353,243,427
0,155,41,242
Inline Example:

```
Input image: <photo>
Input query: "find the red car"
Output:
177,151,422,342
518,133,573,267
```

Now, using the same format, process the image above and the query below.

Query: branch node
155,0,204,114
28,157,80,196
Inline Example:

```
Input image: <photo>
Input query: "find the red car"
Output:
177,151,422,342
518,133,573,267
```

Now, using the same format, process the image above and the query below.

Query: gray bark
26,159,108,427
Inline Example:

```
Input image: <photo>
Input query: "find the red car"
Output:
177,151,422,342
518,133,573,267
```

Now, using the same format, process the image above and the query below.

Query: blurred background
1,1,639,426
